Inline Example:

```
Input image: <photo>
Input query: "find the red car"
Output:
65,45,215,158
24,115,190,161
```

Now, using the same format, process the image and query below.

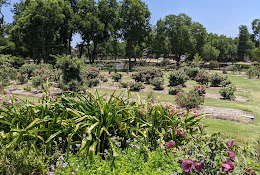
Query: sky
1,0,260,47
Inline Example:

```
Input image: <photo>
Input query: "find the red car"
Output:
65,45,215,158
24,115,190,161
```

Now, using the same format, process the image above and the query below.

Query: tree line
0,0,260,66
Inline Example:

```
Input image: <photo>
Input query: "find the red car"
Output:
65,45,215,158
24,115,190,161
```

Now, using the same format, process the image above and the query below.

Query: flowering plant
175,90,204,109
195,72,210,85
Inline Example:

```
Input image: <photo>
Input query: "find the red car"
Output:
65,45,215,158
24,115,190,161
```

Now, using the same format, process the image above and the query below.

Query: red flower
181,159,194,173
15,98,18,102
166,141,175,149
177,92,181,96
178,112,182,116
187,96,190,99
227,150,236,160
194,113,198,117
222,159,234,174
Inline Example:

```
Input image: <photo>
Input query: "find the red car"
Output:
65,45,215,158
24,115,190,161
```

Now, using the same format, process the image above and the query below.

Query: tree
77,0,119,63
120,0,151,69
190,22,207,57
0,0,10,27
237,25,255,61
10,0,66,63
164,13,193,63
202,43,220,61
252,47,260,61
252,19,260,47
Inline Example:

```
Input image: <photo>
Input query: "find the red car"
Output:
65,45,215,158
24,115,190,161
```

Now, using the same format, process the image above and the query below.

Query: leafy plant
119,81,129,88
168,70,188,87
175,90,204,109
219,84,236,100
132,68,163,84
19,63,37,78
129,81,145,91
151,77,164,90
210,73,227,87
193,85,206,96
195,72,210,85
112,73,122,82
169,86,183,95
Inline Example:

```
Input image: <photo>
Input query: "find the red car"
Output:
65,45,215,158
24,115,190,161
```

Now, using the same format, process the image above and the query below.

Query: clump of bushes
182,67,199,79
220,79,232,87
112,73,122,82
132,68,163,84
32,76,44,89
168,70,188,87
84,67,100,79
20,63,37,78
210,73,229,87
209,60,219,70
17,73,28,84
195,72,210,85
32,63,54,80
119,81,129,88
175,90,204,109
129,81,145,91
151,77,164,90
169,86,183,95
219,84,236,100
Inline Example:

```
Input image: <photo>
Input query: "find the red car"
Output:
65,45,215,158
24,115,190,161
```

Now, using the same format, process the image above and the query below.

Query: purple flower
227,150,236,160
181,159,194,173
157,167,161,172
226,141,235,147
195,162,205,173
165,141,175,149
222,159,234,174
104,149,108,155
167,128,172,132
76,144,81,148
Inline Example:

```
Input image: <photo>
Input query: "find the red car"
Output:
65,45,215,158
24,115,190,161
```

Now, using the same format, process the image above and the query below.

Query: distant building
72,47,80,58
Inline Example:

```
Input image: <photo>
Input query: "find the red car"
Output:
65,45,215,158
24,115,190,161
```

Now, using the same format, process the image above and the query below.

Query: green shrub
175,90,204,109
195,72,210,85
129,81,145,91
210,73,227,87
209,60,219,70
168,70,188,86
119,81,129,88
86,78,100,87
219,84,236,100
32,76,44,89
84,67,100,79
23,85,32,92
132,68,163,84
151,77,164,90
160,58,171,67
193,85,206,96
8,56,25,68
168,86,183,95
103,78,108,82
247,68,256,79
112,73,122,82
185,67,199,79
20,63,37,78
220,79,232,87
17,73,28,84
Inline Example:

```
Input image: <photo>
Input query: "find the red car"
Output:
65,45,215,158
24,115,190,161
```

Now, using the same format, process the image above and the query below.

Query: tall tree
10,0,66,63
120,0,151,69
252,19,260,47
164,13,193,62
237,25,254,61
190,22,207,57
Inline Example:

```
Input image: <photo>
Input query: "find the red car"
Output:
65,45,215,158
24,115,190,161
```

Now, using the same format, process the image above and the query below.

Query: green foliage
56,56,82,92
129,81,145,91
32,75,44,89
19,63,37,78
119,81,129,88
132,68,163,84
210,73,228,87
112,73,122,82
169,86,183,95
220,79,232,87
175,90,204,109
85,79,100,88
195,72,210,85
23,85,32,92
32,63,54,80
202,43,220,61
17,73,28,84
168,70,188,86
151,77,164,90
84,67,100,80
0,63,18,88
160,58,171,67
193,53,203,67
209,60,219,70
219,84,236,100
182,67,199,79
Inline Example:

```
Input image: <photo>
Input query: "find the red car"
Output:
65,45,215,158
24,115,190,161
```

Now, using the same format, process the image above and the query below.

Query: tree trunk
79,42,85,58
91,42,97,64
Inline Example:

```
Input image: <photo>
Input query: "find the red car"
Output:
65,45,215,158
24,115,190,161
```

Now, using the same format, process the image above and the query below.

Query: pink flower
226,141,234,147
177,92,181,96
181,159,194,173
227,150,236,160
187,96,190,99
167,126,172,128
44,78,47,81
195,162,205,173
15,98,18,102
192,108,197,113
8,100,12,106
165,141,175,149
167,128,172,132
178,112,182,116
0,97,2,101
194,113,198,117
7,94,11,98
222,159,234,174
53,83,58,88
